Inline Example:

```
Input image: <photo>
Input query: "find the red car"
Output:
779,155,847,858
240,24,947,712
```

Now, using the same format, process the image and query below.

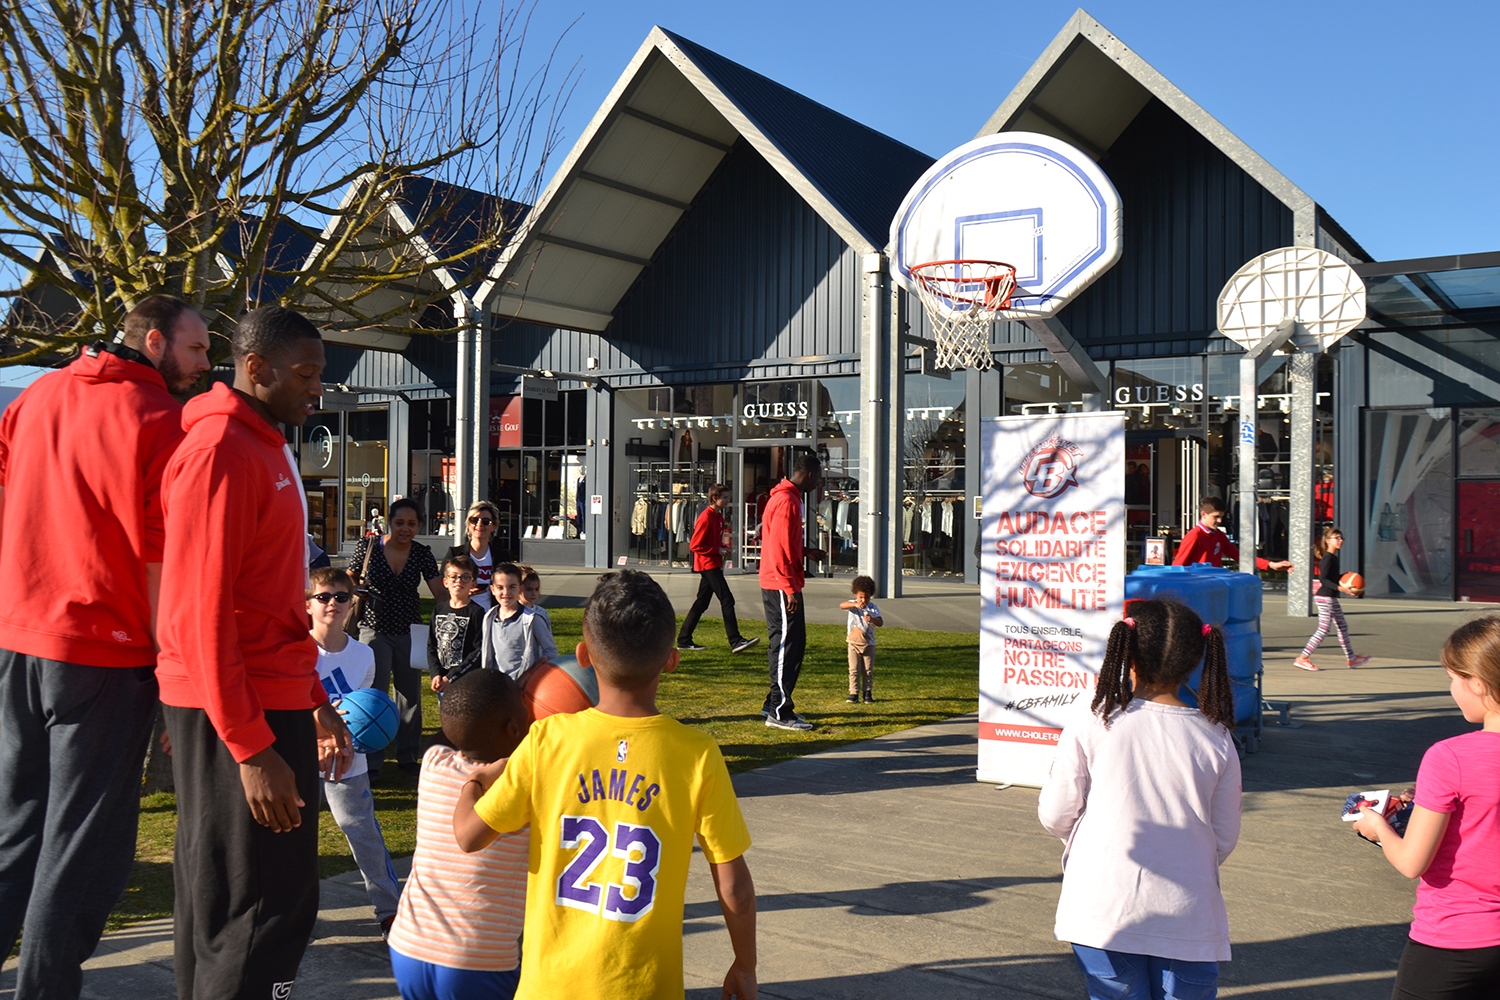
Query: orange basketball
1341,572,1365,596
521,656,599,722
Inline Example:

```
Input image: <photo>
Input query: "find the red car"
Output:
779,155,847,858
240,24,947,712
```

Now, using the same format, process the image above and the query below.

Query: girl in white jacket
1039,600,1242,1000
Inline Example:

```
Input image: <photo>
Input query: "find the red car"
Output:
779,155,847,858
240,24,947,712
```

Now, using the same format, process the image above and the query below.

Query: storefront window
299,411,342,554
488,389,587,562
817,379,861,573
344,409,389,543
1458,408,1500,477
739,380,815,441
1003,363,1084,415
1113,358,1203,431
903,374,966,577
410,398,456,538
1365,408,1453,597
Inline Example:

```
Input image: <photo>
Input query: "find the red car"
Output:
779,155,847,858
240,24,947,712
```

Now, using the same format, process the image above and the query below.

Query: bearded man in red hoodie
0,295,210,997
156,306,351,999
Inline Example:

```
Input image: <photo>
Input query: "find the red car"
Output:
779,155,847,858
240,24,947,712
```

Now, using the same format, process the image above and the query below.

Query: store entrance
717,445,826,575
1125,431,1206,568
1458,480,1500,602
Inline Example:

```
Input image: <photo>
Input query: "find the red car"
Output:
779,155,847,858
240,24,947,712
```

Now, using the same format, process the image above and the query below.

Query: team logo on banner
1019,436,1083,499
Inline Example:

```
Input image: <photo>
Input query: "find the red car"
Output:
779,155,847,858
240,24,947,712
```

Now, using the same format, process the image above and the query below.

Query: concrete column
1286,350,1318,616
470,308,491,506
859,254,887,586
1237,354,1259,575
1334,342,1366,563
883,284,906,598
585,385,612,568
453,318,476,516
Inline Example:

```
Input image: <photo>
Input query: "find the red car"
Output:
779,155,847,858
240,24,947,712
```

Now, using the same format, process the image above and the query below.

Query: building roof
977,8,1370,264
387,175,528,297
1357,250,1500,330
477,27,934,330
217,214,320,303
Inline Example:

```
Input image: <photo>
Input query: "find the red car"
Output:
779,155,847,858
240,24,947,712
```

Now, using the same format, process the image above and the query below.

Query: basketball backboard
890,131,1123,319
1217,247,1366,353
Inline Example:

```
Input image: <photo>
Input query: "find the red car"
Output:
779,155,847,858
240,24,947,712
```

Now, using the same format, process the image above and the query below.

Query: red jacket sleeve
689,508,717,558
1172,527,1208,566
162,445,275,762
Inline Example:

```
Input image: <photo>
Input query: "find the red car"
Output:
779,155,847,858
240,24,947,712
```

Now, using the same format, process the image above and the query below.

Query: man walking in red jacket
157,306,351,998
678,484,758,654
0,296,210,997
760,452,824,731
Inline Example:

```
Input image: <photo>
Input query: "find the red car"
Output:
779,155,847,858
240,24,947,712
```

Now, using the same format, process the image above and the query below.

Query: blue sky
518,0,1497,262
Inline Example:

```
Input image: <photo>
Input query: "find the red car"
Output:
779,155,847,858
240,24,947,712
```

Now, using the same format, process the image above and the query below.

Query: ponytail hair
1094,600,1235,730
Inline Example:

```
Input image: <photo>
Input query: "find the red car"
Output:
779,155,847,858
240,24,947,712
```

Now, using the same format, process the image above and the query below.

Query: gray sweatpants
322,771,401,921
0,650,159,999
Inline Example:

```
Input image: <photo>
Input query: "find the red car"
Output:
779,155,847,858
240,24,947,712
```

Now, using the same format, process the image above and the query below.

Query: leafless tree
0,0,575,363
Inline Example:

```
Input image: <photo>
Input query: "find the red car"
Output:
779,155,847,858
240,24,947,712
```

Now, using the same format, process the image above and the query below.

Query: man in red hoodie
678,483,758,655
0,295,210,997
760,452,824,731
156,305,351,999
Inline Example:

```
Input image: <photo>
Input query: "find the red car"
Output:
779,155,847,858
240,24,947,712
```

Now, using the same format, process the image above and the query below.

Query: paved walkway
4,596,1488,998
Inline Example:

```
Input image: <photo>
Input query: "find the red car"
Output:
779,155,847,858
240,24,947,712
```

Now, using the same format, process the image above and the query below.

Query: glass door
1457,480,1500,602
716,446,745,571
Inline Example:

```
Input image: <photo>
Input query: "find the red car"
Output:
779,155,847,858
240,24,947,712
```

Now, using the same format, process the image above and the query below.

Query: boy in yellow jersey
454,570,758,999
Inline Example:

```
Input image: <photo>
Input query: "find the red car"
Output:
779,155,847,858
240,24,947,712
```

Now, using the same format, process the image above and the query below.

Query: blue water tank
1123,565,1228,625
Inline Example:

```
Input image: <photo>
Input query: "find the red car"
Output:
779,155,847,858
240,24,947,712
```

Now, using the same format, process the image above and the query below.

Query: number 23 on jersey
555,816,662,922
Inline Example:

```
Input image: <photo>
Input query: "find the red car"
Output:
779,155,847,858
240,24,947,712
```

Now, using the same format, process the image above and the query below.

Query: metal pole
885,282,906,598
1237,354,1258,575
454,317,475,517
859,254,886,586
1286,350,1318,616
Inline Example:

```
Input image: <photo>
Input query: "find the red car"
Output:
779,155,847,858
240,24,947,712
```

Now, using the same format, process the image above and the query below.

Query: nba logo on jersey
617,740,629,763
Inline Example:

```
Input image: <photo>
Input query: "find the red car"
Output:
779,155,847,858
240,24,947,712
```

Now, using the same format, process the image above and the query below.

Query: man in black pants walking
156,307,351,999
760,452,823,731
678,483,758,655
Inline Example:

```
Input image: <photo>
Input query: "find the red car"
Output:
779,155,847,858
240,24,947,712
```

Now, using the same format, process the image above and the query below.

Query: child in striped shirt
386,670,531,999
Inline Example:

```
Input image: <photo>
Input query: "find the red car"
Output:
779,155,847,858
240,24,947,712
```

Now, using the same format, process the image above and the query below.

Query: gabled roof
388,176,528,297
217,214,320,303
977,8,1370,263
477,27,934,330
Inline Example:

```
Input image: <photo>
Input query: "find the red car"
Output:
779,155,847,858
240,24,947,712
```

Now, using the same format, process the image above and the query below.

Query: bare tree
0,0,574,363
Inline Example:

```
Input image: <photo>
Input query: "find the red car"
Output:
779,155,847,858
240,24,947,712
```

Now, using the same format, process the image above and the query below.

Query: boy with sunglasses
307,566,402,936
429,554,487,693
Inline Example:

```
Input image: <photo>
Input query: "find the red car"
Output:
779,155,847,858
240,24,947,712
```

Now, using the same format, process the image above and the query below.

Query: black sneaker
677,642,706,651
846,693,859,703
730,637,760,654
862,691,874,704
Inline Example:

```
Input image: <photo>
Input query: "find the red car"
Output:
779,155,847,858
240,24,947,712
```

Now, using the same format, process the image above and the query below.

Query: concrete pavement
5,594,1490,998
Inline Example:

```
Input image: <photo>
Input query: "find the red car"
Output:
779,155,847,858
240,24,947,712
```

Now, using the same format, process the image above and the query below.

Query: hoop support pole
1021,316,1108,405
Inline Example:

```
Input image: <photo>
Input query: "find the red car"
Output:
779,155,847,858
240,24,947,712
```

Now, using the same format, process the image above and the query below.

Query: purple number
555,816,607,912
603,822,661,922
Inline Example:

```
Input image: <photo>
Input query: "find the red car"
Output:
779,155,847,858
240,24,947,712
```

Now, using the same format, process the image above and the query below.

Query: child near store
839,575,883,704
1295,526,1372,671
1038,599,1242,998
518,564,551,630
1353,617,1500,998
306,566,402,937
428,554,486,693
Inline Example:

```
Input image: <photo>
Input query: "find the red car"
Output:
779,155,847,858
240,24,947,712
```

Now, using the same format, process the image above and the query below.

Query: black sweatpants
761,589,806,721
678,568,744,646
0,650,158,999
165,705,321,1000
1392,938,1500,999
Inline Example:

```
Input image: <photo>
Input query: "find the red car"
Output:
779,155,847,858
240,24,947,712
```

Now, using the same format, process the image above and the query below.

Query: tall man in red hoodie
156,306,351,999
0,295,210,997
678,483,758,654
760,452,824,731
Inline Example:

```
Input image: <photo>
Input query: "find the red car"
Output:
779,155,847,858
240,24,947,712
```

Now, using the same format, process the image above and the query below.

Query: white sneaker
765,715,813,731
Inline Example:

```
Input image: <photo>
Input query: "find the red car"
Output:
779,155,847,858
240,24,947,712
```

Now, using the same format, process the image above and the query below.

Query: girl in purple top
1355,616,1500,999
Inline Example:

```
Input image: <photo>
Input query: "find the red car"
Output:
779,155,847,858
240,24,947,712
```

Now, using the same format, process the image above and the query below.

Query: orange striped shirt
387,745,528,971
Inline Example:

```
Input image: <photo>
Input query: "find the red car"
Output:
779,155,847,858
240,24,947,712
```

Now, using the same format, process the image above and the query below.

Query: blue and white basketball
337,687,399,755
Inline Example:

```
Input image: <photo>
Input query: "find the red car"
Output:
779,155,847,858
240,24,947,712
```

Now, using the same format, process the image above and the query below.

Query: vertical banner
979,411,1124,787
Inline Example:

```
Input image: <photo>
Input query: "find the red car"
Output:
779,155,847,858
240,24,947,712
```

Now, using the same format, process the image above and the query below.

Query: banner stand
978,411,1125,787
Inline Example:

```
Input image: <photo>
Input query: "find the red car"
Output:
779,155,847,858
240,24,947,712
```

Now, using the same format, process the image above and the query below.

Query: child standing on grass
1039,599,1242,999
307,566,402,938
839,575,883,704
429,554,486,694
1295,526,1371,671
387,669,531,1000
454,570,758,1000
1353,617,1500,999
482,562,557,681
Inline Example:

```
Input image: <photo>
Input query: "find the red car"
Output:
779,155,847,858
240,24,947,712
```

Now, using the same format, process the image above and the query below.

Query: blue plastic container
1123,565,1229,626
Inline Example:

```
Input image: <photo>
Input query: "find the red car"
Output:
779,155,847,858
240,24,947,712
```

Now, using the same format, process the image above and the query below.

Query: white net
909,260,1016,371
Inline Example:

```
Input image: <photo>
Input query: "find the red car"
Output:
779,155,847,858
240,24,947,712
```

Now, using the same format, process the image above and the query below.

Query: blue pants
1072,944,1219,1000
390,949,520,1000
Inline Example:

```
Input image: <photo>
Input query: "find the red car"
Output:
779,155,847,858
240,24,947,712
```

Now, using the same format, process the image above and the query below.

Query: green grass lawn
107,607,978,930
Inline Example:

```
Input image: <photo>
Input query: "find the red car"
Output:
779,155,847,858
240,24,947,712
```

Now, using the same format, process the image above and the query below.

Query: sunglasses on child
311,592,353,604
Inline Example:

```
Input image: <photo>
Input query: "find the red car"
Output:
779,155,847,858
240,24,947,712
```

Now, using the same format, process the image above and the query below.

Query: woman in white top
446,500,500,610
1038,600,1242,1000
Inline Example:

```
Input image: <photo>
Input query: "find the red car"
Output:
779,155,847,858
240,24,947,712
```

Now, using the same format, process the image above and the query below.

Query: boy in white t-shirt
839,575,883,704
308,566,402,936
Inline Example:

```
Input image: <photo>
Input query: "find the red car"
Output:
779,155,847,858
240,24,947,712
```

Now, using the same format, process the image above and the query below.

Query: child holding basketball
387,669,531,999
1295,527,1371,671
429,554,486,693
453,570,758,1000
1038,600,1242,997
839,575,883,704
482,562,557,681
1353,617,1500,998
307,566,402,936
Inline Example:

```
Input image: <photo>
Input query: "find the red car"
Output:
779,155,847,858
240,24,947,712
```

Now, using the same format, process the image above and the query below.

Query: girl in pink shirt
1355,617,1500,999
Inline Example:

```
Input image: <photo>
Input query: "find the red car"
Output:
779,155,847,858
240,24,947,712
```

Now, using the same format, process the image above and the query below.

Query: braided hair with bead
1092,599,1234,728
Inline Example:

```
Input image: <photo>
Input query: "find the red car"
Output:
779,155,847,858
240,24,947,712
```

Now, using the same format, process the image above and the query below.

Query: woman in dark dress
350,497,442,777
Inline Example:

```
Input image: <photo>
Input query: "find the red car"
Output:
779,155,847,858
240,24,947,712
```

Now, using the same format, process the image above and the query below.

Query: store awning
1358,251,1500,329
475,27,933,332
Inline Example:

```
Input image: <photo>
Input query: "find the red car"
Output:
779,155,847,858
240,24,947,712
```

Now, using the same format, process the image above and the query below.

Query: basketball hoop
909,259,1016,371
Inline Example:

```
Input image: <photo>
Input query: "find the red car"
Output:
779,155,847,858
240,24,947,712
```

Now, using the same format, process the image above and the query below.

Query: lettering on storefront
1112,383,1205,405
741,401,811,420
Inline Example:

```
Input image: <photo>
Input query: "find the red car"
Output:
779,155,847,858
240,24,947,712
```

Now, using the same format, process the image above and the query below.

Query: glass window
566,391,587,446
1365,408,1453,598
1112,357,1203,431
543,397,564,447
344,408,390,543
901,374,967,577
1003,363,1084,415
738,380,815,441
410,399,457,539
521,398,543,447
1460,408,1500,478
